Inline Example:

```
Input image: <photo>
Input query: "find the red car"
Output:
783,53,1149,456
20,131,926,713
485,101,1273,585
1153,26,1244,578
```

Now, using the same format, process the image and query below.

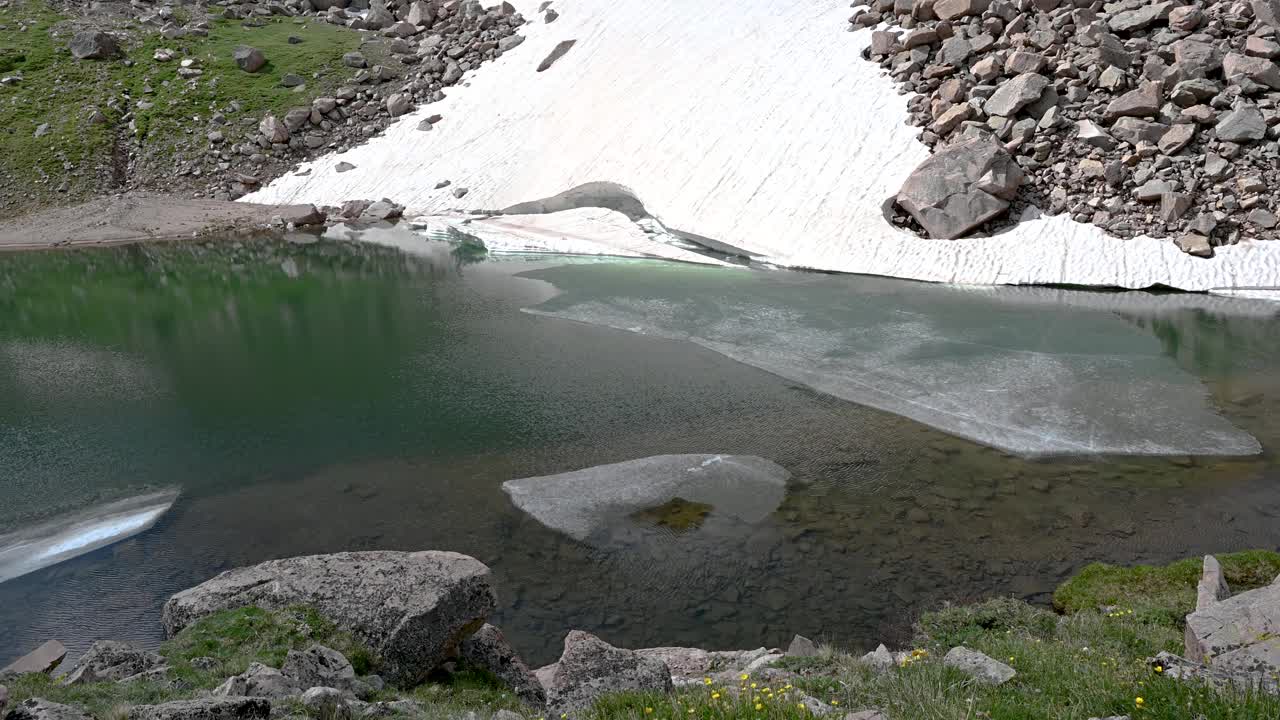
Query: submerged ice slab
243,0,1280,291
502,454,790,541
524,264,1261,457
0,489,180,585
414,208,733,265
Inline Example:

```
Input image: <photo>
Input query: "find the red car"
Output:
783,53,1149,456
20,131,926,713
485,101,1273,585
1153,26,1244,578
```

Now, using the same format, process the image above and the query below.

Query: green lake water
3,228,1280,665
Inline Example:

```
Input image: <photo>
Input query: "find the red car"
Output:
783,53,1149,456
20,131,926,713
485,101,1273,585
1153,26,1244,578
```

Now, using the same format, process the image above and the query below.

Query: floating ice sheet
243,0,1280,291
0,489,180,585
503,454,790,542
524,265,1262,457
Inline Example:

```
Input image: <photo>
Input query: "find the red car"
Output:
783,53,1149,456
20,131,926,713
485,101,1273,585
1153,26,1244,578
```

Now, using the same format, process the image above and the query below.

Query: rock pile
858,0,1280,255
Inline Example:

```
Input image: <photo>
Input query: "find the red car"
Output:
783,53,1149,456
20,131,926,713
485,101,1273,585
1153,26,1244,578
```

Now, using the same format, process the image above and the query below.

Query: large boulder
69,31,120,60
232,45,266,73
460,625,546,706
6,699,92,720
162,551,497,688
1185,559,1280,673
63,641,167,685
538,631,673,714
130,698,271,720
896,138,1023,239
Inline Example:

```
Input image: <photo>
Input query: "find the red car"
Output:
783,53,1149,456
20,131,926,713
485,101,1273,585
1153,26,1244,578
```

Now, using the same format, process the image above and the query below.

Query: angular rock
6,699,92,720
362,199,404,220
1160,192,1192,224
1076,119,1117,150
499,35,525,52
212,663,298,699
1136,180,1173,202
343,52,368,69
1249,210,1278,229
300,687,347,714
538,631,673,714
860,644,895,672
1257,0,1280,29
1104,82,1162,121
1157,124,1194,154
64,641,166,685
537,39,576,72
232,46,266,73
335,161,357,173
1168,5,1203,31
1108,2,1173,34
931,103,973,136
1197,555,1231,612
1216,105,1266,142
896,138,1023,239
282,646,358,695
278,204,326,226
1169,79,1220,107
1175,233,1214,258
1110,117,1169,146
162,551,497,688
1173,39,1222,75
69,31,120,60
786,635,818,657
933,0,989,21
406,1,435,26
130,698,271,720
1223,53,1280,90
258,116,289,143
283,107,311,132
984,73,1050,117
1005,51,1046,74
1,641,67,676
942,647,1016,685
460,624,546,706
1246,37,1280,60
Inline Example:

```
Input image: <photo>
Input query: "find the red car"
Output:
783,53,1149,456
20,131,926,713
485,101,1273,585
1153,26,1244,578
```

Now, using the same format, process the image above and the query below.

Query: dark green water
3,230,1280,666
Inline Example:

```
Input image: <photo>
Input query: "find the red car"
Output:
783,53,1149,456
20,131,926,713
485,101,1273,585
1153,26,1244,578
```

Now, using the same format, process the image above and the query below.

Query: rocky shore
4,549,1280,720
861,0,1280,257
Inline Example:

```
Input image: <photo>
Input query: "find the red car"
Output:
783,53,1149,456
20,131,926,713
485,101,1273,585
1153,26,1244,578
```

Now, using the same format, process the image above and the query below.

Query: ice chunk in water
524,266,1262,457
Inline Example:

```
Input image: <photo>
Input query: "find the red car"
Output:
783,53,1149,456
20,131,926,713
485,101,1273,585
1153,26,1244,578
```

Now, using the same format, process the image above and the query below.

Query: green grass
160,605,376,687
1053,549,1280,628
0,0,364,218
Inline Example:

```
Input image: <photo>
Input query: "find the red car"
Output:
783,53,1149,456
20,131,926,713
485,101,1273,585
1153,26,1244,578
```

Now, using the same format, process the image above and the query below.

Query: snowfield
245,0,1280,291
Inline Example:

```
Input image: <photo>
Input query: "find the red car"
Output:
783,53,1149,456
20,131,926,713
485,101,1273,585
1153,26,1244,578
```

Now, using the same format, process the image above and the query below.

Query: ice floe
502,455,790,542
524,265,1262,456
0,489,180,584
244,0,1280,291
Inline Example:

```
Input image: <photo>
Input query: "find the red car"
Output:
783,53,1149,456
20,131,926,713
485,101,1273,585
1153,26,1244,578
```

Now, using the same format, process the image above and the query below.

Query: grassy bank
0,0,363,218
8,551,1280,720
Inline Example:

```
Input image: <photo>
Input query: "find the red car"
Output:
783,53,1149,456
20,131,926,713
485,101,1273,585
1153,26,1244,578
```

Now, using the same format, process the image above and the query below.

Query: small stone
1160,192,1192,223
233,45,266,73
933,0,989,21
280,74,305,88
1005,51,1046,74
544,8,559,22
258,115,289,143
435,180,451,189
1135,179,1173,202
1104,82,1162,121
335,161,356,172
69,30,120,60
943,647,1016,685
786,635,818,657
1111,117,1169,146
343,52,368,68
1223,53,1280,90
1249,209,1279,229
1216,105,1267,142
1168,5,1203,31
984,73,1049,117
385,93,412,117
453,186,469,198
1076,119,1117,150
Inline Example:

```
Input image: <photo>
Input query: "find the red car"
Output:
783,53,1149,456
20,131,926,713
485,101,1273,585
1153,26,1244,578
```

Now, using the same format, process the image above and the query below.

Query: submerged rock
537,631,673,714
162,551,497,688
896,138,1023,239
502,455,790,542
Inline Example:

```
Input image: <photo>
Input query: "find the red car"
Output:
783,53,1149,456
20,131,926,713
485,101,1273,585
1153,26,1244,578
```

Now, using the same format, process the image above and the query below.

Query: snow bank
245,0,1280,290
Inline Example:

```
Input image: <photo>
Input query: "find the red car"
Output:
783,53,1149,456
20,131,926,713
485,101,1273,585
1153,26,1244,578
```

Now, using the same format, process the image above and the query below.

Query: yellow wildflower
1155,665,1163,673
750,683,758,689
755,704,763,711
704,678,712,686
830,700,839,706
645,708,653,715
740,674,749,681
711,693,720,700
1135,697,1144,706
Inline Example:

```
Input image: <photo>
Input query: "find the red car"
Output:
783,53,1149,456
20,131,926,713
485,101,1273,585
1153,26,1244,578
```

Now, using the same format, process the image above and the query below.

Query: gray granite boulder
212,663,299,698
942,647,1016,685
162,551,497,688
459,624,546,706
281,645,361,697
896,138,1023,239
786,635,818,657
537,631,673,714
1185,560,1280,673
5,699,92,720
984,73,1049,117
69,31,120,60
130,698,271,720
64,641,167,685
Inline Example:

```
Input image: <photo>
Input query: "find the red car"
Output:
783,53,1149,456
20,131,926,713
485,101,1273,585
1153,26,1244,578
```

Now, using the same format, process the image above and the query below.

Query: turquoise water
2,230,1280,665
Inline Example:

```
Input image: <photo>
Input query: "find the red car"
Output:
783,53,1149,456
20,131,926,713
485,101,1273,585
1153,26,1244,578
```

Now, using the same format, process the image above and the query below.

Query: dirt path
0,194,319,251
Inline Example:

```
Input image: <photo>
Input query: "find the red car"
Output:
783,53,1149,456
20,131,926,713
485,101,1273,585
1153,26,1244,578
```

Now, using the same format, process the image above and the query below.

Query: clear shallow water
2,230,1280,666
